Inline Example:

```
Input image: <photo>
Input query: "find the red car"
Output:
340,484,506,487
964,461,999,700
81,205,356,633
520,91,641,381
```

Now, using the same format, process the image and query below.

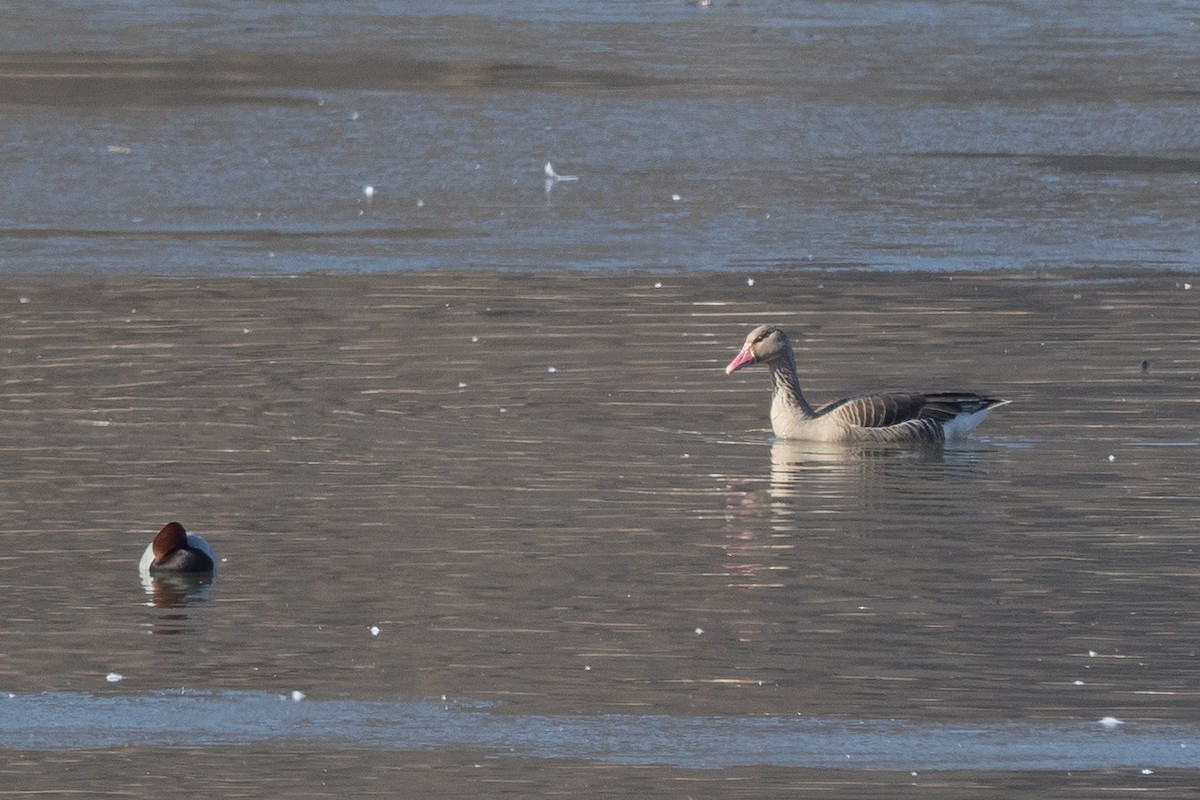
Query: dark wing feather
918,392,1007,421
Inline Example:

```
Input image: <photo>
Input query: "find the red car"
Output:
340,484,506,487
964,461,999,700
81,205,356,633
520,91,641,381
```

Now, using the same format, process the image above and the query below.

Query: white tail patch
942,400,1010,439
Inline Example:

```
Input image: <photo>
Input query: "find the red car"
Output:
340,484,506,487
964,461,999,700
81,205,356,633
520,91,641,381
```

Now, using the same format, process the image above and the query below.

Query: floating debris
544,162,578,192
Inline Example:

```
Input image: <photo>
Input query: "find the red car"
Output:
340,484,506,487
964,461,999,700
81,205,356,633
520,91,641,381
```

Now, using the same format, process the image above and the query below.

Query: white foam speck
106,672,124,683
290,690,306,702
363,185,375,198
1099,716,1124,728
1184,283,1192,290
1107,454,1115,462
470,336,479,343
653,282,663,289
547,366,557,373
457,382,468,389
1141,768,1154,775
1088,650,1097,657
499,408,507,413
694,627,704,635
18,297,30,304
747,278,755,287
350,111,360,121
1074,680,1085,686
369,626,380,636
671,193,681,202
417,199,424,207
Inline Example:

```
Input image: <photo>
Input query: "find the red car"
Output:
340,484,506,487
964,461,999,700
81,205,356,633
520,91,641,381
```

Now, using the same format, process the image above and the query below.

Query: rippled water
2,269,1198,796
2,1,1200,797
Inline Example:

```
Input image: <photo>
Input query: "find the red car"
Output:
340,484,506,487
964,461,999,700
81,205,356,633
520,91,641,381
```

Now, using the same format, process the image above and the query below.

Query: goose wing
816,391,1003,429
816,392,931,428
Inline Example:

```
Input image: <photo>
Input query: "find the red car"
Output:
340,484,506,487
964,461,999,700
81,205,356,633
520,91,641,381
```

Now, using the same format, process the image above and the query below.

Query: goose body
725,324,1008,443
138,522,216,575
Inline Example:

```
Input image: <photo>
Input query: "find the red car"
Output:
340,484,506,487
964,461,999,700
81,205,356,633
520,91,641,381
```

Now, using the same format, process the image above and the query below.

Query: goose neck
769,354,816,418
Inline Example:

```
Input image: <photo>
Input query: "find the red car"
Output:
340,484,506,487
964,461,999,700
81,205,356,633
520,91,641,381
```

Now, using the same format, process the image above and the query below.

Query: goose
138,522,216,575
725,324,1008,443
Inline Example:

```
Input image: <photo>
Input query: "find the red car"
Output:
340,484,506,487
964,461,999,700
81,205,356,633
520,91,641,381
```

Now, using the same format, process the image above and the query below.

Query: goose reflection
718,438,1006,652
767,438,1007,506
720,439,1003,579
769,439,943,502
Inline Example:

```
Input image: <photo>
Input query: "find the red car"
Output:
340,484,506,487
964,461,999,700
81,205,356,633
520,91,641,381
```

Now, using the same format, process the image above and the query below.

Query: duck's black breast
151,548,215,573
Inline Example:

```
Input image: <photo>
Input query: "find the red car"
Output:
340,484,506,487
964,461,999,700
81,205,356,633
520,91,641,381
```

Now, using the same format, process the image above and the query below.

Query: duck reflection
139,570,213,635
140,569,214,609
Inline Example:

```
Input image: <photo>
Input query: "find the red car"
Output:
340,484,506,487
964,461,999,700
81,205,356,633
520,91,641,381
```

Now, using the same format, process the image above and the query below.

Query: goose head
725,324,793,374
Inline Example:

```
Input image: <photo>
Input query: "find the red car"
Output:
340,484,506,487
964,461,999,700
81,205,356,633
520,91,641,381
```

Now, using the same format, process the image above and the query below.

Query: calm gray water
1,1,1199,798
1,1,1197,274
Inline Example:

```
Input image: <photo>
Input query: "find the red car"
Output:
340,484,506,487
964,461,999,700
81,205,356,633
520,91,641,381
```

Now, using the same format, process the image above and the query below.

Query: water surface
0,1,1196,274
2,1,1199,796
1,269,1198,796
